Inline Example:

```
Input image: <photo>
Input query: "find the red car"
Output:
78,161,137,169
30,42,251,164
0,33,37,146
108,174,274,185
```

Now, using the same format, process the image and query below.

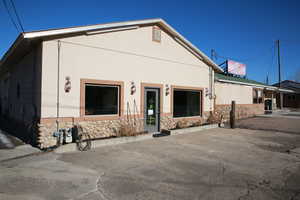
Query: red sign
227,60,246,76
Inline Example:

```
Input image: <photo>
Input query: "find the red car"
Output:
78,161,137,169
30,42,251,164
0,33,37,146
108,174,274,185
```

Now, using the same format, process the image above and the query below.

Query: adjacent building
214,73,278,120
273,80,300,109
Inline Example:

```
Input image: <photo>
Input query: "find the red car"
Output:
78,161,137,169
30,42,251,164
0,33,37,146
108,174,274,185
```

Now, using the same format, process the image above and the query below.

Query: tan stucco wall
215,82,253,105
41,26,213,118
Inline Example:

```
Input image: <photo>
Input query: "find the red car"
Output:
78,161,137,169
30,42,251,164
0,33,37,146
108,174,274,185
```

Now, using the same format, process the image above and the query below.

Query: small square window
152,27,161,43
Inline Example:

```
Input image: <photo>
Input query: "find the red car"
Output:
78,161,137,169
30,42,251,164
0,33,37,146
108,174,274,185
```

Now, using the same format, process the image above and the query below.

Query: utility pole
276,40,283,109
276,40,281,88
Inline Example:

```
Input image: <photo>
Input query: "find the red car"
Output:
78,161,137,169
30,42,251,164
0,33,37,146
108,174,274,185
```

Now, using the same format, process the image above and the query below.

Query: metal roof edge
216,79,269,88
23,18,162,38
216,78,298,93
278,88,295,93
16,18,222,72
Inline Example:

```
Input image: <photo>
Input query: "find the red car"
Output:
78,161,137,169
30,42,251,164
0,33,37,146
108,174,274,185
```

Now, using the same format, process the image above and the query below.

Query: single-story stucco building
213,73,292,120
0,18,224,148
273,80,300,109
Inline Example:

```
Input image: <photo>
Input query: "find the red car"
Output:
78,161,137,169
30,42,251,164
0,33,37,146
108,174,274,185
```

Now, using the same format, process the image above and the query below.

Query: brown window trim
140,82,163,118
152,26,161,43
171,85,204,118
80,79,124,120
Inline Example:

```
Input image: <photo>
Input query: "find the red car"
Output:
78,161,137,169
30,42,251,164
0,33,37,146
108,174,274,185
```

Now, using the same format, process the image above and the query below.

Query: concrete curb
170,124,219,135
256,114,300,119
54,124,219,154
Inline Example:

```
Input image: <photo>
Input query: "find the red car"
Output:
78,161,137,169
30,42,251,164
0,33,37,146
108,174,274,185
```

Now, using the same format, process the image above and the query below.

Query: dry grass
116,122,139,137
207,111,220,124
176,120,190,129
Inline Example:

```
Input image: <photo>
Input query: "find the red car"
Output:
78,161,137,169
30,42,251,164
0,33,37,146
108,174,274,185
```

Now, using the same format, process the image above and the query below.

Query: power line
2,0,20,32
9,0,25,32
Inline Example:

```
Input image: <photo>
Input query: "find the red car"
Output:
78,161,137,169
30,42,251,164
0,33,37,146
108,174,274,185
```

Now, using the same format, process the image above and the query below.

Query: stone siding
38,118,145,149
38,112,211,149
215,104,264,122
1,109,232,149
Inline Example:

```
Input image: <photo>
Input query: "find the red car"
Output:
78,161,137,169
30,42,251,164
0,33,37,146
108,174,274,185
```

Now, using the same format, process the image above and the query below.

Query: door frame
140,83,163,132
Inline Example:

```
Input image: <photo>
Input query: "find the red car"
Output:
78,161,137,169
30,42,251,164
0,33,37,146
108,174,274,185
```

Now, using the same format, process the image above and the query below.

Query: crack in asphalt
68,173,105,200
70,172,114,200
96,172,113,200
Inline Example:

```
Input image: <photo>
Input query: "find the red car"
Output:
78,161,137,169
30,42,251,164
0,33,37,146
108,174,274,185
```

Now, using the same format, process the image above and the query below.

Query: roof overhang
278,88,295,93
216,78,298,94
0,18,223,73
216,79,266,89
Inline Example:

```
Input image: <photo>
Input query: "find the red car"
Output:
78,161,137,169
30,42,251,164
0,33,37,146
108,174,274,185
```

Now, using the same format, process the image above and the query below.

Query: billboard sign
227,60,246,76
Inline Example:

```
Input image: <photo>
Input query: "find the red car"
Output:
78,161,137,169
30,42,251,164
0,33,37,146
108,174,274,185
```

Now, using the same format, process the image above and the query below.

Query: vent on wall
152,26,161,43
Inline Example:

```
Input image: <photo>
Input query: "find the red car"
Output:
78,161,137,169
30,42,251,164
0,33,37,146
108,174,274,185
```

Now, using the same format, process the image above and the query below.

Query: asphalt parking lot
0,115,300,200
236,114,300,134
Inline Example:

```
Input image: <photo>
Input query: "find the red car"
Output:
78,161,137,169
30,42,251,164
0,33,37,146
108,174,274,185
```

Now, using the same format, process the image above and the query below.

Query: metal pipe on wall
56,40,61,131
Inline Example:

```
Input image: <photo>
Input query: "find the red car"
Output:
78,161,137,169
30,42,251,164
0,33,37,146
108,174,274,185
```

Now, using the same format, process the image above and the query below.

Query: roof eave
0,34,24,68
23,18,163,39
216,79,266,88
2,18,223,72
278,88,295,93
23,18,223,72
216,78,298,93
158,19,223,73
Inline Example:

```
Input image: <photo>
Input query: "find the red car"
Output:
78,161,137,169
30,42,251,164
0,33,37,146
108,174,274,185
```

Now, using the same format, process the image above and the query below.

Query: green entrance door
144,88,160,133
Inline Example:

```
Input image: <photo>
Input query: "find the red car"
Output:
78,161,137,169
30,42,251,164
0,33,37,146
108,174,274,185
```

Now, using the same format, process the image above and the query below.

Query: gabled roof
0,18,223,73
273,80,300,93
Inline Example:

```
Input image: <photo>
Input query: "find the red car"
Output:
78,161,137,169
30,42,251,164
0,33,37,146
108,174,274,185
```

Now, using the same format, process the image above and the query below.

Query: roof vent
152,26,161,43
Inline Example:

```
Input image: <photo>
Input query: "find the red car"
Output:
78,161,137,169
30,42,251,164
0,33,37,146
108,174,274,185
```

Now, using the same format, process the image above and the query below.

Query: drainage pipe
56,40,61,132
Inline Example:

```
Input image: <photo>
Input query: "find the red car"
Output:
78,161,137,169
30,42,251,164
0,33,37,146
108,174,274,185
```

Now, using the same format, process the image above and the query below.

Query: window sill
81,114,121,121
173,115,202,119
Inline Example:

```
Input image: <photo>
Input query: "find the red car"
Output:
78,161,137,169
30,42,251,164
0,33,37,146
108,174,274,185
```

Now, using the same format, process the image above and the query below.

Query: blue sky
1,0,300,84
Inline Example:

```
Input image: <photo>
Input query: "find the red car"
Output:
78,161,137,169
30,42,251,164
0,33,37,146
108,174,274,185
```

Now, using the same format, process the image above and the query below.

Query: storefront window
85,84,119,115
173,90,201,117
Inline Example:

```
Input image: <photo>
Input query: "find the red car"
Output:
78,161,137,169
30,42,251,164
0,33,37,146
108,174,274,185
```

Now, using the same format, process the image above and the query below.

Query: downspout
56,40,61,131
209,67,213,111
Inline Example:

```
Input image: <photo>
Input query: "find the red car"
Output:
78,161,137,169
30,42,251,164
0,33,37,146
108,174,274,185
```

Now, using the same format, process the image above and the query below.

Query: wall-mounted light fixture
65,76,71,93
205,88,210,97
130,81,136,95
165,84,170,96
